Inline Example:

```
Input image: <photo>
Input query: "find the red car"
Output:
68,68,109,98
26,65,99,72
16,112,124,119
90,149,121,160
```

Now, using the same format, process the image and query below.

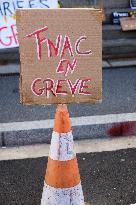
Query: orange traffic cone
41,104,90,205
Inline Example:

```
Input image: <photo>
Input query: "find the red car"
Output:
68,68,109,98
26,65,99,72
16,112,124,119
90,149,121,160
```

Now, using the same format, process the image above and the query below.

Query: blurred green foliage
58,0,63,8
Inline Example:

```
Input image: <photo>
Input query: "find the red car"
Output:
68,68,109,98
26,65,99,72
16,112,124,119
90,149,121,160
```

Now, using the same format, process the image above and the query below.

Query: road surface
0,67,136,146
0,148,136,205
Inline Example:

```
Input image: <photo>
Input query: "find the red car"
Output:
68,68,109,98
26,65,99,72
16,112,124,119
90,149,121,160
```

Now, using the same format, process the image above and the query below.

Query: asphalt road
0,67,136,146
0,67,136,123
0,148,136,205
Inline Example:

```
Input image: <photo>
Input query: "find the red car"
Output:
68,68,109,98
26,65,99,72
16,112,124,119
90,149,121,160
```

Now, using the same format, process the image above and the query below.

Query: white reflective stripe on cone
49,131,75,161
41,182,84,205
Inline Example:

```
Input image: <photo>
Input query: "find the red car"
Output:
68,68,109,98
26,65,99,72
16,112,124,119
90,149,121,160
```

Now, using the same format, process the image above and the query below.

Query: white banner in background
0,0,58,49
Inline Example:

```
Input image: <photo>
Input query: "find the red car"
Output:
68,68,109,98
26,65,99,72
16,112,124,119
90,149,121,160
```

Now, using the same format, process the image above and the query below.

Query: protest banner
0,0,58,49
17,8,102,105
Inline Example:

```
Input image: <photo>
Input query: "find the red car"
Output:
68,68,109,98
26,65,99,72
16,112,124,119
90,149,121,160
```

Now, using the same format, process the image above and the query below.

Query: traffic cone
41,104,90,205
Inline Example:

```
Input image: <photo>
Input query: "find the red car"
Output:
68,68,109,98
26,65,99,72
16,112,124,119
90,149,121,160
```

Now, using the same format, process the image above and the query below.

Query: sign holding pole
17,8,102,105
0,0,58,49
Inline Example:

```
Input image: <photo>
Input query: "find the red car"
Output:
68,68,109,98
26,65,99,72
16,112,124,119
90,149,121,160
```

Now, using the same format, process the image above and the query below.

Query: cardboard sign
0,0,58,49
120,17,136,31
17,8,102,105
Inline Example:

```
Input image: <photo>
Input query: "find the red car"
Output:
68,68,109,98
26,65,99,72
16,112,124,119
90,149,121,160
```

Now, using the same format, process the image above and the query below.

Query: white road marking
0,136,136,161
0,112,136,132
0,64,19,74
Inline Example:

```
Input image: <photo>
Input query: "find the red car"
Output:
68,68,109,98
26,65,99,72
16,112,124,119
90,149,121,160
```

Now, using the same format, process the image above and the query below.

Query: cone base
41,182,84,205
